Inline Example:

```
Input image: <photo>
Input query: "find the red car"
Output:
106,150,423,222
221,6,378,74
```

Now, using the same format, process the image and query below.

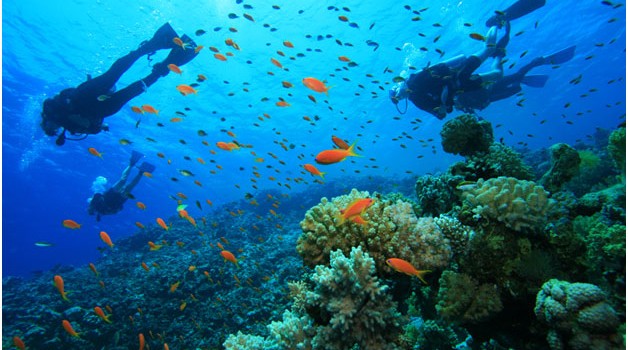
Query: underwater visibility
2,0,626,349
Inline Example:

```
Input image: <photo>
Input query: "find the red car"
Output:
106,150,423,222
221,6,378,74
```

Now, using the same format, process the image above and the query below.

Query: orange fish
220,250,239,267
303,164,325,178
350,215,368,225
54,275,70,301
173,37,189,49
276,101,290,107
131,106,144,114
197,74,207,81
136,202,146,210
167,64,182,74
62,320,80,338
143,172,153,178
94,306,112,323
338,56,351,62
338,198,374,225
141,262,150,271
99,231,114,248
214,53,227,61
176,84,197,96
469,33,486,41
139,333,146,350
331,135,350,150
169,281,181,293
302,77,331,95
194,45,204,54
386,258,431,284
315,141,360,164
281,81,293,88
13,336,25,350
89,262,99,277
141,104,159,115
156,218,169,231
62,219,81,229
283,40,294,48
270,58,283,69
148,241,163,251
135,222,145,229
216,141,239,151
88,147,103,158
170,117,183,123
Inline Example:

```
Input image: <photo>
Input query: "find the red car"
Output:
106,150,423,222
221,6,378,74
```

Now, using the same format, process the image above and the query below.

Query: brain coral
297,189,452,276
440,114,494,157
461,177,557,233
534,279,622,350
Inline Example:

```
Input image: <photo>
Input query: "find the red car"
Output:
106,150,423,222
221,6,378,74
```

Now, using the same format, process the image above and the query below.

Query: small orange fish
62,320,80,338
214,53,227,61
170,117,183,123
170,281,181,293
276,101,290,107
136,202,146,210
62,219,81,229
304,164,325,178
143,172,153,178
270,58,283,69
156,218,169,231
89,262,99,277
13,336,25,350
167,64,182,74
99,231,114,248
88,147,103,158
469,33,486,41
283,40,294,48
148,241,163,251
338,56,351,62
176,84,197,96
139,333,146,350
131,106,144,114
197,74,207,81
315,141,360,164
220,250,239,268
180,301,187,311
141,104,159,115
141,262,150,271
386,258,431,284
331,135,350,150
194,45,204,54
173,37,189,49
281,81,293,88
54,275,70,301
338,198,374,225
135,221,145,229
94,306,112,323
302,77,331,95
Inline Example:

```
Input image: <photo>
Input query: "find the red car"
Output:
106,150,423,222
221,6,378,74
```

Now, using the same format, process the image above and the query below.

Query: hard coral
462,176,558,233
540,143,581,193
440,114,494,157
298,189,452,276
607,126,625,174
535,279,623,350
450,143,534,181
414,173,464,216
436,270,503,324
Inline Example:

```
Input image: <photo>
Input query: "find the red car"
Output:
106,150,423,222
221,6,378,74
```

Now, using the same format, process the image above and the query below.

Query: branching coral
534,279,623,350
461,176,558,233
297,189,452,276
440,114,494,157
450,143,534,181
414,173,464,216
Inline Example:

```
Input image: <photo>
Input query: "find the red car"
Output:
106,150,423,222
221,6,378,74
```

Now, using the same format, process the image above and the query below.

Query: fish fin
416,270,431,285
336,213,346,226
319,172,326,179
347,141,362,157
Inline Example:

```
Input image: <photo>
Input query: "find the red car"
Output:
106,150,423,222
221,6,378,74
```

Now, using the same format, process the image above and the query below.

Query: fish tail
347,141,361,157
319,172,326,179
336,213,346,225
416,270,432,285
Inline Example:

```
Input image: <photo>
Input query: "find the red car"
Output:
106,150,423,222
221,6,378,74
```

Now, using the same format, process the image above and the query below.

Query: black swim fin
164,34,198,67
138,23,178,54
486,0,546,27
540,46,576,65
521,74,549,87
138,162,156,174
130,150,144,166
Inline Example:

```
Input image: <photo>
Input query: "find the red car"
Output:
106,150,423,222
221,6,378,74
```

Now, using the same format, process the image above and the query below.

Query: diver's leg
122,171,144,196
478,57,505,83
489,78,523,102
111,165,133,191
97,70,163,116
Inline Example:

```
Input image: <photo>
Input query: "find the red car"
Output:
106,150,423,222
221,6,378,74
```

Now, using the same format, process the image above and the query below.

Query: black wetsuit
88,189,127,221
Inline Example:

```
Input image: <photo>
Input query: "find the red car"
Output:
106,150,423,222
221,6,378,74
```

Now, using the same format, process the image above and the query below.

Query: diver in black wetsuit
389,0,575,119
88,151,155,221
41,23,198,146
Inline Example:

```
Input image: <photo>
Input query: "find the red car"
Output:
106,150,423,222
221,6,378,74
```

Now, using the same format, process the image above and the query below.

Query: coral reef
224,247,405,350
435,270,503,324
540,143,581,193
607,126,625,174
535,279,623,350
450,143,534,181
433,214,474,256
297,189,452,276
440,114,494,157
414,173,464,216
461,176,558,233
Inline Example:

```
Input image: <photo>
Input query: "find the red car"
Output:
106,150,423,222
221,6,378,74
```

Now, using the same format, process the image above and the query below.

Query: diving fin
486,0,546,27
541,45,576,65
130,151,144,166
521,74,549,87
138,162,156,174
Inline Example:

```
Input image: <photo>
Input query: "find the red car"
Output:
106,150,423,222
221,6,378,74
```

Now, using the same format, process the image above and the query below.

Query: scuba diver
41,23,198,146
88,151,155,221
389,0,575,119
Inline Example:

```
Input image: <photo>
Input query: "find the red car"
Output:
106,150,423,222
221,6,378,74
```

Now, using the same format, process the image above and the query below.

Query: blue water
2,0,625,278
